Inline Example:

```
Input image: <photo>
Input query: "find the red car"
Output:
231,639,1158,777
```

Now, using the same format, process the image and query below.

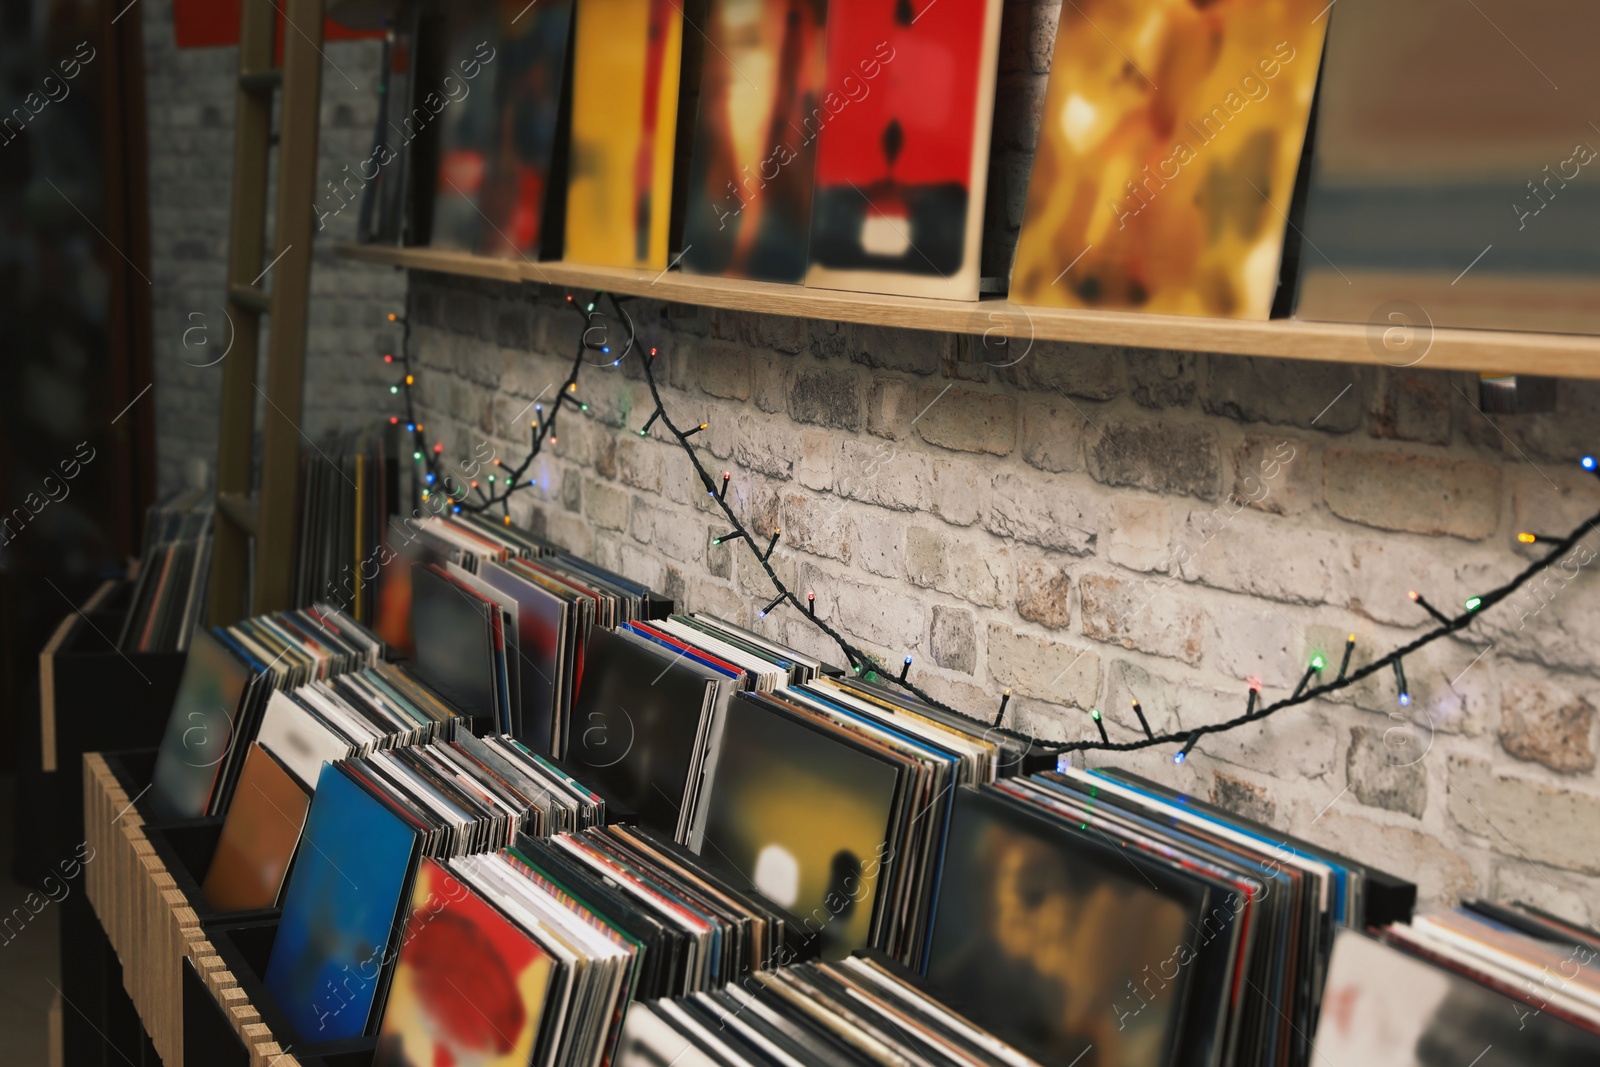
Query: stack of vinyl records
147,605,384,820
118,489,213,653
403,519,668,752
921,768,1417,1067
254,660,469,788
1314,904,1600,1065
292,427,399,626
614,955,1049,1067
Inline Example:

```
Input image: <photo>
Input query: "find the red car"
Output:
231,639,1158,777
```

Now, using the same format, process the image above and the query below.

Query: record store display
118,489,213,653
803,0,1004,300
293,428,399,627
1010,0,1328,319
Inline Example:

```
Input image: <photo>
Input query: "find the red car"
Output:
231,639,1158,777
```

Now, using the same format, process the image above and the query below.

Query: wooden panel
210,0,279,626
253,0,327,615
335,242,1600,380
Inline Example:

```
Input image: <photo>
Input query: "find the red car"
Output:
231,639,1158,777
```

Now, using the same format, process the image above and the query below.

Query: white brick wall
406,274,1600,920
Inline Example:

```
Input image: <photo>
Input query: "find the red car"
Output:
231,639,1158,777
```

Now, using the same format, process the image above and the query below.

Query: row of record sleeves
367,0,1600,331
137,512,1600,1066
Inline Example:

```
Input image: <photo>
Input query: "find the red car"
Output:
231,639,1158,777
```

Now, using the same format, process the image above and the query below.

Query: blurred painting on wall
565,0,687,270
1010,0,1328,319
476,0,575,260
804,0,1003,301
1293,0,1600,337
682,0,828,283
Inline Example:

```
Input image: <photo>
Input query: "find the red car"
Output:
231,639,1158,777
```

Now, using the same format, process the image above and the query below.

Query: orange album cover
201,742,313,913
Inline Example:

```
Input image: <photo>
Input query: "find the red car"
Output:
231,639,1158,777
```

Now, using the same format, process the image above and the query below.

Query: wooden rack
335,242,1600,380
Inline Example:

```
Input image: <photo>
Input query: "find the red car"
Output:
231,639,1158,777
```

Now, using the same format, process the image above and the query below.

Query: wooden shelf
335,242,1600,380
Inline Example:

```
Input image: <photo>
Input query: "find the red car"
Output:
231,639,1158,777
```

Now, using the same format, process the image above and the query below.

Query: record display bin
143,816,282,929
186,917,377,1067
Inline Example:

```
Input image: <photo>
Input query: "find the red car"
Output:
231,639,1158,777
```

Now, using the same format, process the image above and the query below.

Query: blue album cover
264,762,420,1042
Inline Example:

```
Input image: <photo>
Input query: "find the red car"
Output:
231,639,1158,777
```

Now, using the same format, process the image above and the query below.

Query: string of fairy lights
382,290,1600,764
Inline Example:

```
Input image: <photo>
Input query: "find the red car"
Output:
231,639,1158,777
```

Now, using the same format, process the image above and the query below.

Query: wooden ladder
209,0,326,624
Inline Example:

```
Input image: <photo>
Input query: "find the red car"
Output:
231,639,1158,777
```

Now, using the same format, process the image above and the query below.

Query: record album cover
696,694,902,960
1010,0,1328,319
804,0,1003,300
374,858,557,1067
428,4,502,252
564,0,686,269
201,742,312,913
681,0,828,282
264,764,421,1042
925,787,1205,1067
477,0,575,260
149,627,255,821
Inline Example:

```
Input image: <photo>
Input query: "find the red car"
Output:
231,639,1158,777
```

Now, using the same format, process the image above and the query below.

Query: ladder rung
228,283,270,314
239,69,282,92
216,491,258,536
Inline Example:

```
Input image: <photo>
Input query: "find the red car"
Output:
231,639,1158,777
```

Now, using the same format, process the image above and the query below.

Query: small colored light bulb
1518,532,1537,544
1465,596,1482,611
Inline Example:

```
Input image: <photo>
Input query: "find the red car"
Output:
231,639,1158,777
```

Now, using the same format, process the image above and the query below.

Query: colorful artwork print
477,0,575,259
565,0,685,270
804,0,1003,300
1010,0,1329,319
374,859,556,1067
682,0,828,282
263,764,420,1042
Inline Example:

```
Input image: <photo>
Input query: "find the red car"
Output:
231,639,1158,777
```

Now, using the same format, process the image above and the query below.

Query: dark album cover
696,693,902,960
681,0,828,282
477,0,574,260
804,0,1002,299
149,626,256,821
566,627,721,836
428,4,502,252
410,563,499,727
925,787,1206,1067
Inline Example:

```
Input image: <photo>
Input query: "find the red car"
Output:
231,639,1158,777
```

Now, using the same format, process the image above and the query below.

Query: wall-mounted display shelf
335,242,1600,380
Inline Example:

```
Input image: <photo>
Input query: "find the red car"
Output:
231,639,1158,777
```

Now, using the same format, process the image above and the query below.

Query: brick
912,386,1015,456
931,606,977,674
1449,756,1600,875
1346,726,1428,818
850,324,945,376
1210,771,1277,825
1498,679,1596,773
796,431,833,491
1490,864,1598,928
1347,538,1462,628
1016,555,1072,629
905,527,1011,608
1174,507,1348,606
705,526,734,579
781,492,853,564
1087,419,1221,501
867,378,913,440
1202,356,1366,433
930,458,991,528
614,435,667,493
1080,572,1205,666
789,368,861,430
833,578,925,656
993,340,1120,400
1372,370,1451,445
1309,811,1479,911
836,440,931,512
1128,350,1198,410
694,344,751,401
733,414,797,479
985,622,1102,709
1323,449,1501,540
751,354,787,413
1207,603,1307,690
1106,496,1177,572
1020,400,1086,473
1197,700,1340,781
851,509,905,580
988,471,1098,555
1102,659,1184,736
1231,434,1315,516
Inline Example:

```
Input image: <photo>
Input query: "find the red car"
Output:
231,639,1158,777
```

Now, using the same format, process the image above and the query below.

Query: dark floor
1,774,58,1066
